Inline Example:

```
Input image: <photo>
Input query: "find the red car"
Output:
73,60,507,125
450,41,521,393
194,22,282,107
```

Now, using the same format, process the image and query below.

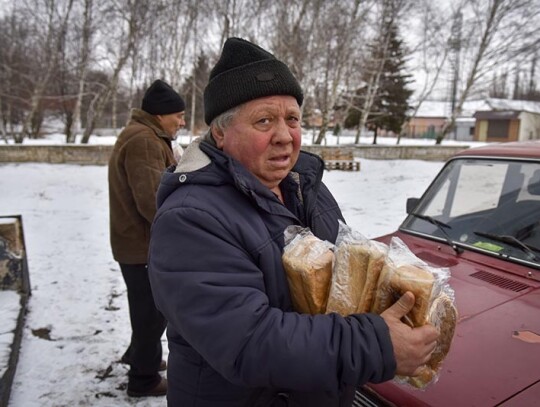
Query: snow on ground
1,133,472,406
5,130,484,149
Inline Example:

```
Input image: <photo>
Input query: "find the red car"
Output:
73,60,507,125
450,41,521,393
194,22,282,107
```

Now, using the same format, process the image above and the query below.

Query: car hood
369,232,540,407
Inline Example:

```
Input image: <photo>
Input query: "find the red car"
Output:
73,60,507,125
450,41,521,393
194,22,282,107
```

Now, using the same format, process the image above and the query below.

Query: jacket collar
130,108,170,141
175,132,324,218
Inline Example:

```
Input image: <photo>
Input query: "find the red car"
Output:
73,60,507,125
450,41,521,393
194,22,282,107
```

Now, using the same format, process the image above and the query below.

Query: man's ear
211,126,225,149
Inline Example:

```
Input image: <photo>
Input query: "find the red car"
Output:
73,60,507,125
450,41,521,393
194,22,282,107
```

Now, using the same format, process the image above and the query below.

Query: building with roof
405,98,540,142
473,99,540,142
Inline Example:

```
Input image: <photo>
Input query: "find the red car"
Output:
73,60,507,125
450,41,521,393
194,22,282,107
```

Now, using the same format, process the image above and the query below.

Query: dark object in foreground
0,215,31,407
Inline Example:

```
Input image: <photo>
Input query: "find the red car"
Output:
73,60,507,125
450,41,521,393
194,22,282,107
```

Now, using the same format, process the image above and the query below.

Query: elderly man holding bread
148,37,438,407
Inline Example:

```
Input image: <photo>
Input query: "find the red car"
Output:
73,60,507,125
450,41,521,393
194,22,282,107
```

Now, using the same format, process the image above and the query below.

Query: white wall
519,112,540,140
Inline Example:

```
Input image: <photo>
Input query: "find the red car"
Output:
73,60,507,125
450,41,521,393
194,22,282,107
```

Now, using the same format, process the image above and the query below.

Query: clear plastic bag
282,225,458,389
282,226,335,314
326,221,388,315
371,237,457,389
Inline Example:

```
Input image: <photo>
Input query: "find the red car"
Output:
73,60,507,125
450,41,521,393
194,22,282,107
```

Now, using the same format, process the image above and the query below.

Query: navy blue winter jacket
148,136,396,407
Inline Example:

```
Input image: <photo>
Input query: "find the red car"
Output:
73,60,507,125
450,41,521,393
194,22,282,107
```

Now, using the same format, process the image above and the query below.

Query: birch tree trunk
20,0,74,141
68,0,93,143
81,0,150,143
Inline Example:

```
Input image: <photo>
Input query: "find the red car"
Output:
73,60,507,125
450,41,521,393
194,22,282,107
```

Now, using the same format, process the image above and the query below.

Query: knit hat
204,37,303,125
141,79,185,115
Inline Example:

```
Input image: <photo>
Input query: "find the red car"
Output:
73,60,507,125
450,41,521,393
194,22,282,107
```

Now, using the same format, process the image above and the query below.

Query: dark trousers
120,263,167,391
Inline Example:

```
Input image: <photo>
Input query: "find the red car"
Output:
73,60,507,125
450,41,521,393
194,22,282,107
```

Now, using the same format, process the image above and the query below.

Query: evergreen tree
344,20,413,141
368,23,413,137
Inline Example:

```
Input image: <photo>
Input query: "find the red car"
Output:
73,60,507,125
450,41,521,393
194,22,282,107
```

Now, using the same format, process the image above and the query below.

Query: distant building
406,98,540,142
473,99,540,142
405,99,485,141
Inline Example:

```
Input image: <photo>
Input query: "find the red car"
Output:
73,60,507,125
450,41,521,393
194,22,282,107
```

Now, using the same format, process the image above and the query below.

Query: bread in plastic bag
283,224,458,389
371,263,435,327
371,236,457,389
326,221,388,315
282,226,334,314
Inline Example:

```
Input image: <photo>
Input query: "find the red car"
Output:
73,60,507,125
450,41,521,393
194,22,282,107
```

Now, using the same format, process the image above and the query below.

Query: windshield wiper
515,221,540,241
473,231,539,262
409,213,462,254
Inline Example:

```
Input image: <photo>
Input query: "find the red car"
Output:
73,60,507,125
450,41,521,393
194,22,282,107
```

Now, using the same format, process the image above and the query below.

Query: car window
423,162,507,218
402,158,540,267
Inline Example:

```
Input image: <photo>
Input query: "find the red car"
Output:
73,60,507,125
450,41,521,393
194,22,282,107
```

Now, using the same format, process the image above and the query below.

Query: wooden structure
0,216,30,407
319,148,361,171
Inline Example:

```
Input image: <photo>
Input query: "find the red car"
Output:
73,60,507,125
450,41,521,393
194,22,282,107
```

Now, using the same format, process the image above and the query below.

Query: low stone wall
0,145,114,165
0,144,469,165
302,145,469,161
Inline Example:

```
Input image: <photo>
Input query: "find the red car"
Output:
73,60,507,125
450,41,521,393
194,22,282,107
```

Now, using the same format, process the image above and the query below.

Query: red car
355,141,540,407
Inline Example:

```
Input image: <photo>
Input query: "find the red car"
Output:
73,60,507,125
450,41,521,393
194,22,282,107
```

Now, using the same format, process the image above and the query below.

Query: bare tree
66,0,94,143
301,0,374,145
81,0,155,143
16,0,75,142
436,0,540,144
269,0,325,145
400,0,452,144
1,0,538,144
150,0,199,88
0,10,23,142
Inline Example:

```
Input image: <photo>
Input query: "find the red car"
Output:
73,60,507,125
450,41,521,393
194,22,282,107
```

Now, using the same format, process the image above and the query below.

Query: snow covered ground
1,133,484,406
5,129,479,148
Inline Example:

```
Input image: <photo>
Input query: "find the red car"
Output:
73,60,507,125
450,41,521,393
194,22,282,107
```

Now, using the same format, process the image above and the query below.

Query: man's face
157,111,186,139
213,95,302,191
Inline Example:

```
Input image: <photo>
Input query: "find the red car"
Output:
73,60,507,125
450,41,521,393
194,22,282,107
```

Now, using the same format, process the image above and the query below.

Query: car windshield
401,158,540,267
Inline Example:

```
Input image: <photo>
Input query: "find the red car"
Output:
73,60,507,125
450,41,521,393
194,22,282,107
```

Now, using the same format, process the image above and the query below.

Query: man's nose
273,119,292,143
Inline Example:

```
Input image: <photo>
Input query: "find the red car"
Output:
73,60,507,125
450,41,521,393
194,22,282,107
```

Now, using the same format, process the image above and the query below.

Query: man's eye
257,118,271,124
288,116,300,125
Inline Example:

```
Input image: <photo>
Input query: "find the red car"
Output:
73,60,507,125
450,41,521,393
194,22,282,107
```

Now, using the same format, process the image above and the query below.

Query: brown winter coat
108,108,176,264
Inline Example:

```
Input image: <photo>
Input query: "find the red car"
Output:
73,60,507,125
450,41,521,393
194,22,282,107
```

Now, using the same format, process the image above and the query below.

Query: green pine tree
344,20,413,142
369,23,413,137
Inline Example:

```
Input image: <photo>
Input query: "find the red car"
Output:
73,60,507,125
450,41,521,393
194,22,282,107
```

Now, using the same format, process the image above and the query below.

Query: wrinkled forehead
237,95,301,115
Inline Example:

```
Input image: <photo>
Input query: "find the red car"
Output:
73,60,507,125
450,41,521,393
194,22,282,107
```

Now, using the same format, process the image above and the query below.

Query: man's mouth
269,154,290,165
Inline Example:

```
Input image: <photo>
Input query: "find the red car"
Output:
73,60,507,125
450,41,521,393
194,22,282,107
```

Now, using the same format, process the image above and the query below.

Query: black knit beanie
141,79,185,115
203,37,304,125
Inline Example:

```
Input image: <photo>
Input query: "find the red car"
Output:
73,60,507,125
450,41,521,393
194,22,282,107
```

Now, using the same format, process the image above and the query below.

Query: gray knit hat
203,37,304,125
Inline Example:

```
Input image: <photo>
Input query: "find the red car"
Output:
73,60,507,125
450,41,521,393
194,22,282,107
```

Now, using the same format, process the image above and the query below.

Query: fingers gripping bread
371,264,435,327
404,293,458,388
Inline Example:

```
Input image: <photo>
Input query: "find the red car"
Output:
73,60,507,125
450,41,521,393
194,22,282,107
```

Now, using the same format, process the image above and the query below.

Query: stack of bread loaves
282,223,457,389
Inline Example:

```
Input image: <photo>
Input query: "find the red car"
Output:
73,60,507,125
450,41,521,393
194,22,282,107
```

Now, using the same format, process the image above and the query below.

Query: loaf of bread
427,294,457,369
371,264,435,327
325,243,387,316
356,250,385,313
402,293,458,388
405,365,436,389
325,243,370,315
282,234,334,314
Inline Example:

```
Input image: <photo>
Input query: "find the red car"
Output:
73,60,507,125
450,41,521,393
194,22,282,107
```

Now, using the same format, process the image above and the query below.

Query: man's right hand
380,291,439,376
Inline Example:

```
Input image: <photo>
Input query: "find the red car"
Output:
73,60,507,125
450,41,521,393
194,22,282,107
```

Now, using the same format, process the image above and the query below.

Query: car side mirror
406,198,420,214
